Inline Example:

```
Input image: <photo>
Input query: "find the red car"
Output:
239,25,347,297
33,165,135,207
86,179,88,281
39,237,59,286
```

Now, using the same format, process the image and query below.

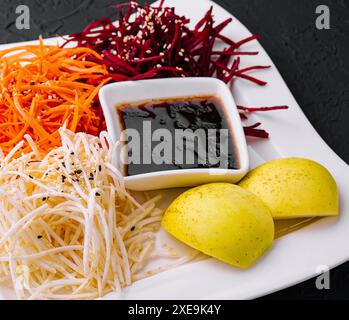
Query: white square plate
0,0,348,300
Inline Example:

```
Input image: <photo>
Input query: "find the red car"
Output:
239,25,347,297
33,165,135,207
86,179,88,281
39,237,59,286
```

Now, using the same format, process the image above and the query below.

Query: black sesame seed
37,235,43,239
75,169,82,174
130,226,135,231
29,175,34,179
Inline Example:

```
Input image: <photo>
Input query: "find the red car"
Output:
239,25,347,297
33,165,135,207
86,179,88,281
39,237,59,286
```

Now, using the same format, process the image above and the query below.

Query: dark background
0,0,348,299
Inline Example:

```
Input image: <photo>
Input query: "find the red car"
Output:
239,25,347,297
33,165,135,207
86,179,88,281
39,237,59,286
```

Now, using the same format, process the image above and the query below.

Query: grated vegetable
0,128,189,300
0,37,110,156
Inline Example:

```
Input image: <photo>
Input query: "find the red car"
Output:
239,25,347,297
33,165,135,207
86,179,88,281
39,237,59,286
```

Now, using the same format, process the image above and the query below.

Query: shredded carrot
0,37,111,156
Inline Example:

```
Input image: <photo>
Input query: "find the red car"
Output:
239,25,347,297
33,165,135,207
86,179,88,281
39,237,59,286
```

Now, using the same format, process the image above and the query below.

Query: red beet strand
238,105,289,112
63,1,287,139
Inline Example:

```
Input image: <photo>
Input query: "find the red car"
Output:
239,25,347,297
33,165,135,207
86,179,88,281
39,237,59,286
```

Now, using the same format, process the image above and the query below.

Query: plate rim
0,0,348,300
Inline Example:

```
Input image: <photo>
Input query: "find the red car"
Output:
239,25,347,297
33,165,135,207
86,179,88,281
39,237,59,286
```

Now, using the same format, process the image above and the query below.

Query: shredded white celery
0,128,171,300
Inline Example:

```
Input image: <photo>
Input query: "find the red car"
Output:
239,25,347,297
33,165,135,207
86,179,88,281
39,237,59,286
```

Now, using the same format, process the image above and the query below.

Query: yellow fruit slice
161,183,274,269
239,158,339,219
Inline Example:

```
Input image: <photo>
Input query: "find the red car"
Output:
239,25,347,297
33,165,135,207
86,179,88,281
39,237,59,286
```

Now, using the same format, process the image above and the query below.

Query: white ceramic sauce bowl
99,77,249,190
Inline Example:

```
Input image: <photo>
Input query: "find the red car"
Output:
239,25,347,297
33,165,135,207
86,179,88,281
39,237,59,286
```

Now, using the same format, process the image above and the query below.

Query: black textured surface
0,0,348,299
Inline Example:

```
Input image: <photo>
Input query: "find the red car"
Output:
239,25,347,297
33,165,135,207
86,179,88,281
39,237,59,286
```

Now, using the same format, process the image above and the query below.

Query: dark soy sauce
117,96,239,176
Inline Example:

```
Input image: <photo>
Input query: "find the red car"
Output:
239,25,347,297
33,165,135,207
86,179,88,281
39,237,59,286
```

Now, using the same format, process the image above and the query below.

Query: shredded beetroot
63,1,269,85
238,105,289,138
238,105,289,112
63,1,287,138
244,125,270,139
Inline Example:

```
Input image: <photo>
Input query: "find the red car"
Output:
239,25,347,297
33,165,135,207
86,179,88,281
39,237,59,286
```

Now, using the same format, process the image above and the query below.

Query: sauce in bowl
117,96,239,176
